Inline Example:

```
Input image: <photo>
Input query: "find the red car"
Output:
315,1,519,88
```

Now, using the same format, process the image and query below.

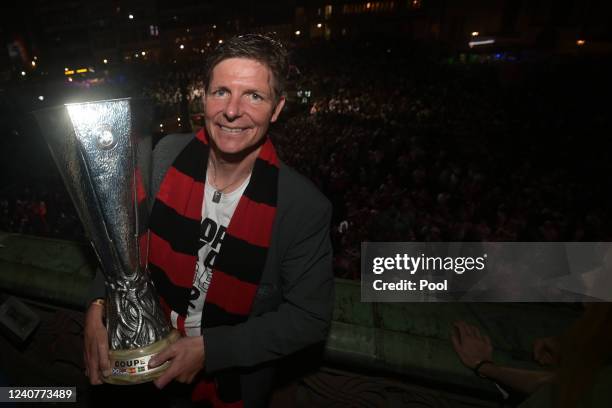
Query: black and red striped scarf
148,128,279,407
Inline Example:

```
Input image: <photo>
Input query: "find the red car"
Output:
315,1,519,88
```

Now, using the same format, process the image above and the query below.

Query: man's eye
248,93,263,101
213,89,227,97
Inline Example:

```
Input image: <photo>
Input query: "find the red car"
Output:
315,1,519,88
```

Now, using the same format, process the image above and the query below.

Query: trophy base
104,330,180,385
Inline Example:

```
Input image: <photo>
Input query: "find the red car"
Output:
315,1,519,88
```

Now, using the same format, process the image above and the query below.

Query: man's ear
270,96,286,123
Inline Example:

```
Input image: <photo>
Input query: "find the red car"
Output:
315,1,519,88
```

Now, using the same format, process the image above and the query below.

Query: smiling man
83,34,334,407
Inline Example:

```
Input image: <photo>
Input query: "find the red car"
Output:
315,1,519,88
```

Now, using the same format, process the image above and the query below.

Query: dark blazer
92,133,334,406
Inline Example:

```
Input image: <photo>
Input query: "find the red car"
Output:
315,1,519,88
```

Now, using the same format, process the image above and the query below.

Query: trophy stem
105,329,180,385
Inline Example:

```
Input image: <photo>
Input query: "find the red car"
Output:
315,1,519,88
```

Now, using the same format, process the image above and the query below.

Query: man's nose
223,95,242,120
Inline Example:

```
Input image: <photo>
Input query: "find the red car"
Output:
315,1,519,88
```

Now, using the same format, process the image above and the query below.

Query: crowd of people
271,49,612,278
2,45,611,279
0,186,84,241
141,67,207,119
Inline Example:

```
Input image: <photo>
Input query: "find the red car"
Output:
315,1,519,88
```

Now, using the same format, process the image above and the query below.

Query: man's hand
83,301,111,385
533,336,561,367
149,335,205,389
451,320,493,369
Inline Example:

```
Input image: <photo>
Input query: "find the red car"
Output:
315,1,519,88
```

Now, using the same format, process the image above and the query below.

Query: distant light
134,53,139,58
366,2,371,9
468,39,495,48
64,67,69,71
76,68,88,73
212,24,216,29
200,49,205,53
31,61,36,67
33,56,38,60
103,59,108,64
159,124,163,128
128,14,134,20
317,23,322,28
65,70,75,75
38,95,44,101
471,31,479,37
576,39,586,46
295,30,301,36
218,39,223,44
68,77,73,82
20,71,26,76
177,117,181,122
179,44,185,50
141,51,146,56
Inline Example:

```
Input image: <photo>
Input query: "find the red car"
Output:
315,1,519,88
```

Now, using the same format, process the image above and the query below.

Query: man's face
204,57,285,156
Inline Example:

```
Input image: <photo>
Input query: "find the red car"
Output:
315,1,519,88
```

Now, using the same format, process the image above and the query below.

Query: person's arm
85,267,106,308
476,362,555,394
452,320,554,395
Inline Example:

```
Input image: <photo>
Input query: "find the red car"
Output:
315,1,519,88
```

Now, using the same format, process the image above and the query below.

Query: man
84,34,334,407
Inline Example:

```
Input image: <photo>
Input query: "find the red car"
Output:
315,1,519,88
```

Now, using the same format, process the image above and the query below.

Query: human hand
451,320,493,369
533,336,561,366
83,301,111,385
149,335,205,389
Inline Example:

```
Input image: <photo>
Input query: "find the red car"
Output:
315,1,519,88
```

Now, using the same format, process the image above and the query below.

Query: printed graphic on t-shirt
188,217,226,309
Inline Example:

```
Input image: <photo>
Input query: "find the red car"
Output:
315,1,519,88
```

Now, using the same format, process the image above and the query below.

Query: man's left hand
149,335,205,389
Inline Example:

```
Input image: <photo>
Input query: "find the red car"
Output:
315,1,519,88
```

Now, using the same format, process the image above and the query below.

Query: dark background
0,1,611,406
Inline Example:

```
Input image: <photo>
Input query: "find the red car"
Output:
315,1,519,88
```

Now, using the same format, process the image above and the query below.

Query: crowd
2,45,611,279
0,186,84,241
269,51,610,277
141,65,206,122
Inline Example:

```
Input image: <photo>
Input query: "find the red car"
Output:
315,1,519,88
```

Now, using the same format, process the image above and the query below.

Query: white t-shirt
170,172,250,337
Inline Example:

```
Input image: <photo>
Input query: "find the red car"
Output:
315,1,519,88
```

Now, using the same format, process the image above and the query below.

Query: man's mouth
219,125,248,133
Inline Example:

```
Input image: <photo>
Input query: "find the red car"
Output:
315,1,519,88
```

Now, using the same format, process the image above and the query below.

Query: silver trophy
34,98,178,384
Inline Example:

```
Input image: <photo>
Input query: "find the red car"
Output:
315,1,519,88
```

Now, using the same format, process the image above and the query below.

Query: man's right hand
83,301,110,385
